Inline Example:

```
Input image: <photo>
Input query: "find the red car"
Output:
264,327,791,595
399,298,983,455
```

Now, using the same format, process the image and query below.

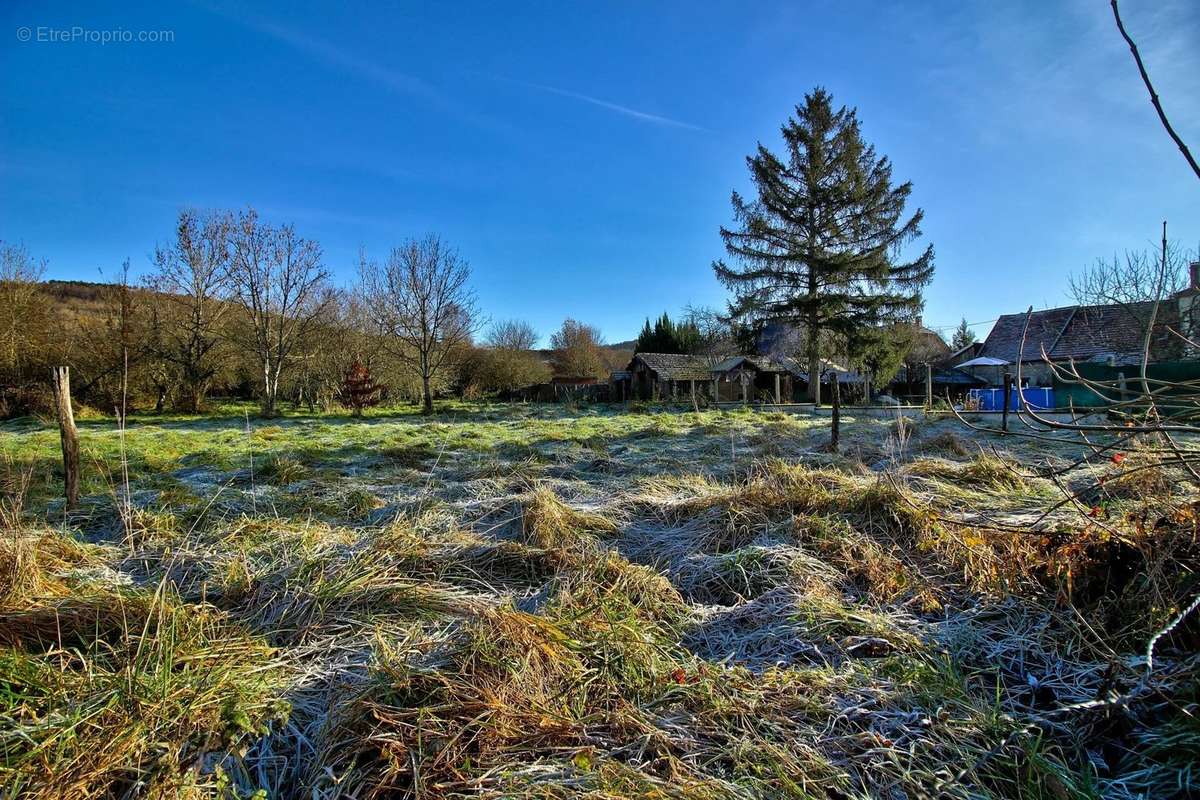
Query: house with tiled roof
968,300,1182,387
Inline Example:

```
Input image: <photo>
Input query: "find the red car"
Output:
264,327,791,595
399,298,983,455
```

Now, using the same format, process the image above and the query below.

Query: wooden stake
1001,371,1012,433
830,373,841,453
925,363,933,409
51,366,79,510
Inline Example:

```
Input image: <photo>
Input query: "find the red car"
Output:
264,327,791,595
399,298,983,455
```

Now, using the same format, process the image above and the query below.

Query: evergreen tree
713,88,934,403
635,318,655,353
634,311,705,355
342,358,383,416
951,317,976,350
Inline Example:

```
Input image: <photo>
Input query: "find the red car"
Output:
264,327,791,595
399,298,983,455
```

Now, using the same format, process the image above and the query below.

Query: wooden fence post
830,374,841,453
51,366,80,510
925,363,933,409
1001,371,1012,433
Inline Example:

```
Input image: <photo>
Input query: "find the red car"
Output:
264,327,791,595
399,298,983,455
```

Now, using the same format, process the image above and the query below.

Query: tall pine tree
713,88,934,403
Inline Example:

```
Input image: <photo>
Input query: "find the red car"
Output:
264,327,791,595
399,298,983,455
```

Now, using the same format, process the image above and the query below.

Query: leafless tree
549,319,607,379
487,319,539,352
478,319,549,393
228,208,333,416
147,209,233,412
1069,243,1194,309
0,240,49,382
358,235,479,414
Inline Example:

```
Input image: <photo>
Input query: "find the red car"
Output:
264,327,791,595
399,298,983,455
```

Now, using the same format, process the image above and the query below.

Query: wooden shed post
774,373,781,404
51,366,80,510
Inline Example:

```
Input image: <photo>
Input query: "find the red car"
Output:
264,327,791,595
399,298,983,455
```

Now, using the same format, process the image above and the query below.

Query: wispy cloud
494,75,706,132
194,2,503,131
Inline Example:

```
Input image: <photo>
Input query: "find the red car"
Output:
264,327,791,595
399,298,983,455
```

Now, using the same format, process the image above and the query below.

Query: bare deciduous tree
549,319,607,380
487,319,539,352
228,208,332,416
359,235,479,414
479,319,549,393
0,240,49,382
1069,242,1195,308
147,209,233,412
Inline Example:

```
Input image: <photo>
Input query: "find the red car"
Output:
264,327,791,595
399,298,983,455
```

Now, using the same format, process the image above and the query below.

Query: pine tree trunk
808,352,821,405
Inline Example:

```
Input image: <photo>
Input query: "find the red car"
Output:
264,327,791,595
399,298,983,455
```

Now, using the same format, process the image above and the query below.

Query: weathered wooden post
774,373,781,404
925,363,933,409
1001,371,1012,433
741,372,749,405
51,366,80,510
830,373,840,453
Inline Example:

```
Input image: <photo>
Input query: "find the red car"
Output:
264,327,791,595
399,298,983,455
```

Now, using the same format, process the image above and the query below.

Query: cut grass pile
0,403,1197,798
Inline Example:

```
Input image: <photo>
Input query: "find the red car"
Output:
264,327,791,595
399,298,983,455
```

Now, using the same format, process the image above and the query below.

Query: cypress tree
713,88,934,403
635,318,655,353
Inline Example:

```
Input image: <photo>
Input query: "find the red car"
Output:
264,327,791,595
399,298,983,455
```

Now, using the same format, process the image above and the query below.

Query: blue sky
3,1,1197,346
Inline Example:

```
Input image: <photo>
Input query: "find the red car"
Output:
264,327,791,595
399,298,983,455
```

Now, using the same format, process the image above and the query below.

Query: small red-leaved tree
342,358,383,417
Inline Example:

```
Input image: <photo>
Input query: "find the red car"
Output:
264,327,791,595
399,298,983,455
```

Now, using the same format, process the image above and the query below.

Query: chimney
1191,261,1200,291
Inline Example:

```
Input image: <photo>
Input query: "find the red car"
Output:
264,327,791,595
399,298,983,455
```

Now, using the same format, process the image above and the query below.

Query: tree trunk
830,373,840,453
262,361,276,417
51,367,79,510
422,373,433,415
808,353,821,405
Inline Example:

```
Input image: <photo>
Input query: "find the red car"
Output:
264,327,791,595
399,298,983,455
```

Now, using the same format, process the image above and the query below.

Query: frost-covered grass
1,402,1197,798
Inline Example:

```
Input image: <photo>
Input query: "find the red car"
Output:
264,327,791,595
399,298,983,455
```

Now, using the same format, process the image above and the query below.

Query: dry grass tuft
0,529,106,609
0,589,288,799
520,486,618,554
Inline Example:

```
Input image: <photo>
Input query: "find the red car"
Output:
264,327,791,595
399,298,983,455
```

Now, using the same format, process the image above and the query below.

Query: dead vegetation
1,408,1197,798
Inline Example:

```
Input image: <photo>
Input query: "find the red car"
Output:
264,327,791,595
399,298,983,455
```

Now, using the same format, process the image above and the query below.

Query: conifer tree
713,88,934,403
342,358,383,416
634,311,705,355
951,318,976,350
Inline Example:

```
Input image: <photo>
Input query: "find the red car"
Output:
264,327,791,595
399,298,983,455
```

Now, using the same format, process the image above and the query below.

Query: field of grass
1,402,1197,798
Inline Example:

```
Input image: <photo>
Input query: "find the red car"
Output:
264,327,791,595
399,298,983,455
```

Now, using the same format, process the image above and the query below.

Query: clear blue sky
3,1,1197,346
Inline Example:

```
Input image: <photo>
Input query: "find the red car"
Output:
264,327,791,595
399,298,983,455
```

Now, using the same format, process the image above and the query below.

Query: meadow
1,402,1197,799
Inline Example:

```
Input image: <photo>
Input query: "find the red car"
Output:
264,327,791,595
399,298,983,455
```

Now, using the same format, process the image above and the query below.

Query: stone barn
626,353,720,401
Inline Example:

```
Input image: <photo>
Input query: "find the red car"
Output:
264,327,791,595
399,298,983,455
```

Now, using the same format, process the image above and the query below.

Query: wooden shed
626,353,720,401
711,356,796,403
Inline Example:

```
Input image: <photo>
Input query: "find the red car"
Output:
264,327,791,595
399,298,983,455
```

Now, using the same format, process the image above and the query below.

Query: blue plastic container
969,387,1054,411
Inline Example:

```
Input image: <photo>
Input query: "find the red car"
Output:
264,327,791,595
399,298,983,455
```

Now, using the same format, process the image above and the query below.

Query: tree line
0,215,628,418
